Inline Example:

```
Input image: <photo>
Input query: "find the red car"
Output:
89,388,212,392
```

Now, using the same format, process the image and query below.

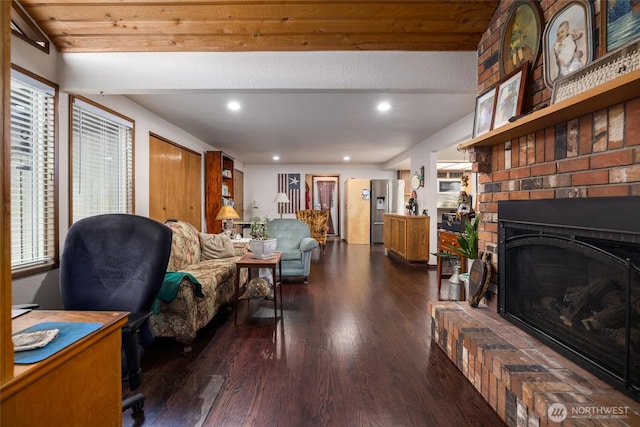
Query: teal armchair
267,219,319,284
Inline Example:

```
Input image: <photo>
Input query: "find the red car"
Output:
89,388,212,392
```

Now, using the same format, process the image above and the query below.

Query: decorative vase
249,238,277,258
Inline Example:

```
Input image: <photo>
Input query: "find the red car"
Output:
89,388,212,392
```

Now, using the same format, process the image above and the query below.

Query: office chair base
123,392,145,416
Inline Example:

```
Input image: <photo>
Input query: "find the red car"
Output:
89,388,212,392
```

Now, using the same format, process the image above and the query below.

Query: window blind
9,72,56,271
71,98,134,223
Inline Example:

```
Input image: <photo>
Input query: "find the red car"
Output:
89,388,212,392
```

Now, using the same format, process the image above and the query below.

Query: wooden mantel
460,68,640,150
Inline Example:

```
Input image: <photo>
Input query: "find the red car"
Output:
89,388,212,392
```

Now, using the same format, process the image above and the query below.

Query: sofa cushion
199,233,235,260
280,250,303,262
267,219,311,250
232,241,250,257
165,220,201,271
187,258,237,284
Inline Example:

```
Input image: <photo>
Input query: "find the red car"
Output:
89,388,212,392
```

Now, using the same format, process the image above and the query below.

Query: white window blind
10,71,56,271
71,98,134,223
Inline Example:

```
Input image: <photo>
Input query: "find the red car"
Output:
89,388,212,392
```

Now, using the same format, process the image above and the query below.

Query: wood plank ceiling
15,0,498,53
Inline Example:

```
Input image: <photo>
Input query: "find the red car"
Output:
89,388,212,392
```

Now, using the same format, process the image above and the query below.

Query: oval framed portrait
542,0,594,89
499,0,542,77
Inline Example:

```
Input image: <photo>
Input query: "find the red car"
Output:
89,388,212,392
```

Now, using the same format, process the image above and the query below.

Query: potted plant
248,216,277,258
433,215,479,300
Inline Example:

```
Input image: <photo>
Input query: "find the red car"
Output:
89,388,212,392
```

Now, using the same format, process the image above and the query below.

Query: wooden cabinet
436,230,467,299
149,134,202,228
383,214,429,263
205,151,235,233
1,311,128,426
398,170,411,200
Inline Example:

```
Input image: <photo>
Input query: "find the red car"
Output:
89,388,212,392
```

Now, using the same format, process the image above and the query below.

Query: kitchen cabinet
383,214,429,263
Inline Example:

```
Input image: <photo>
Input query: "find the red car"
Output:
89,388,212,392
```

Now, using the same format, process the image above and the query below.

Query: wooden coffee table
234,251,283,325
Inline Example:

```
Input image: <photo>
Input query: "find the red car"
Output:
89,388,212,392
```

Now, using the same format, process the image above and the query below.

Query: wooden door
234,169,244,219
149,134,201,229
345,179,370,244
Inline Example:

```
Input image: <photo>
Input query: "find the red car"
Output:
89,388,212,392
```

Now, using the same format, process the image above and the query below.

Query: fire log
560,277,618,327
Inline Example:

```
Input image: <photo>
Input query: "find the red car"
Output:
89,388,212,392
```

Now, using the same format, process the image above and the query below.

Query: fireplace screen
499,197,640,398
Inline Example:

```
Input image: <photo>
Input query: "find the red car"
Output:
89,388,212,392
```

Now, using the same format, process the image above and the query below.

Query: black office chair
59,214,172,416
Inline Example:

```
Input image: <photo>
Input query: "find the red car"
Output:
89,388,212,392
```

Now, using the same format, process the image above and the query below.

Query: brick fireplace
428,1,640,425
499,197,640,398
467,0,640,313
428,301,640,426
468,95,640,313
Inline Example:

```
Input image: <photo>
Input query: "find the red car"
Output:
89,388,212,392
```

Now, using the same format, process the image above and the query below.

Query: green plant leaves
432,215,479,260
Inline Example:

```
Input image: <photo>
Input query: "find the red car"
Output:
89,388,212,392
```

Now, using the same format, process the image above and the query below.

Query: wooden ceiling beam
40,18,490,36
16,0,498,53
22,2,496,22
50,32,482,52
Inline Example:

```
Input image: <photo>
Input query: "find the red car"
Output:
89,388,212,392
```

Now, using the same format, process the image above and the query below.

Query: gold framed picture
499,0,542,77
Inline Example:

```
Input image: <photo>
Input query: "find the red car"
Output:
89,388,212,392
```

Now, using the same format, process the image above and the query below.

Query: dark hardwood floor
124,241,505,427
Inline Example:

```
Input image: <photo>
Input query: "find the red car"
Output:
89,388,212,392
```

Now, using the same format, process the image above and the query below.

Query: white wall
11,36,230,308
10,35,395,307
244,164,395,238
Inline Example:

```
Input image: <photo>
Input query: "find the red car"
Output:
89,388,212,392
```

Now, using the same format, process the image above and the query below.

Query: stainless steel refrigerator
370,179,404,244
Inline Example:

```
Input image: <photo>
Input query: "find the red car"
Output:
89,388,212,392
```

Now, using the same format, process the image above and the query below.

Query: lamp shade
274,192,290,203
215,205,240,220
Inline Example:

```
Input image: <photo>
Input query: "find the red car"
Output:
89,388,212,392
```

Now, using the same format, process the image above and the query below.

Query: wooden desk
436,230,467,300
1,310,128,427
234,252,283,325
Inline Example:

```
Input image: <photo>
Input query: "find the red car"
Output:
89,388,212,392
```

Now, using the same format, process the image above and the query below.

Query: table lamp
215,205,240,232
274,192,290,219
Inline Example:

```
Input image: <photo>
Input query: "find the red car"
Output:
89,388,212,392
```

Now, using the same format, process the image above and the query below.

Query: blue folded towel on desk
13,322,103,364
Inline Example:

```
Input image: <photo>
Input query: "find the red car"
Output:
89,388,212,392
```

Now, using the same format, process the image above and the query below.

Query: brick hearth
428,301,640,426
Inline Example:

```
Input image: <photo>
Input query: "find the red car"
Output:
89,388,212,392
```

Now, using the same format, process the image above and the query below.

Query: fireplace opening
498,197,640,399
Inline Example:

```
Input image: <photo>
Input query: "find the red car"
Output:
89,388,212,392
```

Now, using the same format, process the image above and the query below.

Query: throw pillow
232,241,250,257
200,233,235,260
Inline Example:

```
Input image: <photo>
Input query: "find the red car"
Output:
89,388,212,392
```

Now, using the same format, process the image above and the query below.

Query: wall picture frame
472,87,497,137
492,62,528,130
499,0,543,77
602,0,640,53
543,0,594,89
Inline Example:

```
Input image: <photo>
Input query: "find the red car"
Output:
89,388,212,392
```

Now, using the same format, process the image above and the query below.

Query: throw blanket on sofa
152,271,204,314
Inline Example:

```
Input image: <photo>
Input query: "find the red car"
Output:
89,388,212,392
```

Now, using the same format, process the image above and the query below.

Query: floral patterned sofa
149,220,248,351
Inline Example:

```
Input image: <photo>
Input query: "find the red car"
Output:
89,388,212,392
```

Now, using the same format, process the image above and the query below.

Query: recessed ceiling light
273,155,280,161
343,156,350,161
227,101,241,111
377,102,391,112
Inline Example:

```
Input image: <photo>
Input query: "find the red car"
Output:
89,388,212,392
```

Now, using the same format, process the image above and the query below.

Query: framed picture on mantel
543,0,594,88
492,62,528,130
472,87,497,138
499,0,542,77
602,0,640,53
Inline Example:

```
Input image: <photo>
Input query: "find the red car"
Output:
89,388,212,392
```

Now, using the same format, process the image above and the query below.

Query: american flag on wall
277,173,300,214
